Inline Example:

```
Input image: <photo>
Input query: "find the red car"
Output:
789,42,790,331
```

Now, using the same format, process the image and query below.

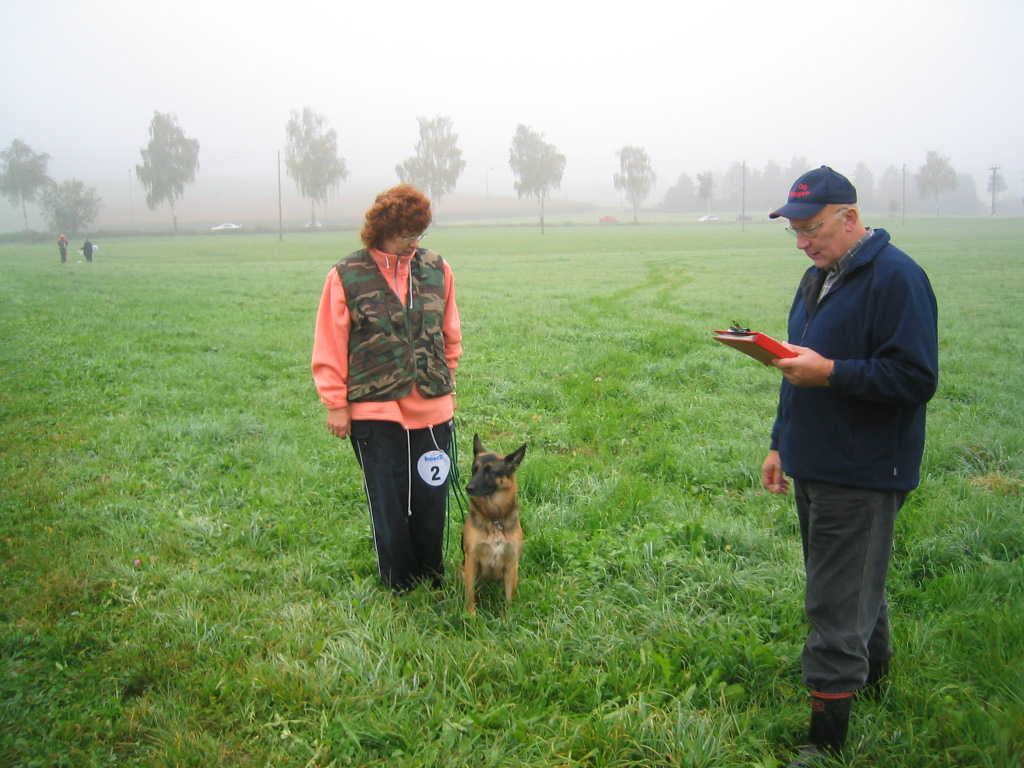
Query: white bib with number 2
417,450,451,487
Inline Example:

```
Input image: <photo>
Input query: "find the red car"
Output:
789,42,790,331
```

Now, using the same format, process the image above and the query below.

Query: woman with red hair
312,184,463,593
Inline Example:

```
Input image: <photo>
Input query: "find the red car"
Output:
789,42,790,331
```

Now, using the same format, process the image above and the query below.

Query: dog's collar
473,515,511,533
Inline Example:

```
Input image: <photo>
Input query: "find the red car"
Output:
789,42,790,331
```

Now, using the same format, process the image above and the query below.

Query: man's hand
773,344,835,387
326,407,351,439
761,450,789,494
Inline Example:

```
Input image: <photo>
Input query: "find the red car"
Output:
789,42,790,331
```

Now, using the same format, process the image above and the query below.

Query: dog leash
446,417,469,558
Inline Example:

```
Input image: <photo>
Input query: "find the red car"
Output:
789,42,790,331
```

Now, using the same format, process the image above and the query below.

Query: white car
698,214,720,222
210,222,241,231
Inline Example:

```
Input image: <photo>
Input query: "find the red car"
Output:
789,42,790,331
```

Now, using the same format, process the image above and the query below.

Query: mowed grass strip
1,220,1022,767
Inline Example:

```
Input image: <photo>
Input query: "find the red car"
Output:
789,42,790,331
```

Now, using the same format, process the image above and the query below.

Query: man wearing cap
761,166,938,763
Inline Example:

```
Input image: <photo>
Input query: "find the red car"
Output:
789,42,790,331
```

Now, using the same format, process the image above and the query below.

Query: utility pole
901,164,907,226
988,165,1000,216
277,150,283,242
740,160,746,232
128,168,134,230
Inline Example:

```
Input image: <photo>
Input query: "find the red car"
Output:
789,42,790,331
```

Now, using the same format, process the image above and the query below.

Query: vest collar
369,247,415,271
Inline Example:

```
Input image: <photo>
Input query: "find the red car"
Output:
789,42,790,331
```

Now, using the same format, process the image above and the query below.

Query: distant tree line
0,139,105,235
0,110,203,235
1,113,1013,234
660,152,988,217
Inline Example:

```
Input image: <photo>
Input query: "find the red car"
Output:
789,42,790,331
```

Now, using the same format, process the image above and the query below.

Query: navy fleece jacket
770,228,938,491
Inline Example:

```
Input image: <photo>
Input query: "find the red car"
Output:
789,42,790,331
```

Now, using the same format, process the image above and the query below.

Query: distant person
759,166,938,764
81,239,95,263
311,184,463,593
57,234,69,263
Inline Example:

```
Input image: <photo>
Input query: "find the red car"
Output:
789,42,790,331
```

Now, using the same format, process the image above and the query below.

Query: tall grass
1,220,1022,766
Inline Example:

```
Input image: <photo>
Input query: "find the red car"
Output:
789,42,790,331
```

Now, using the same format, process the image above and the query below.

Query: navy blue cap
769,165,857,219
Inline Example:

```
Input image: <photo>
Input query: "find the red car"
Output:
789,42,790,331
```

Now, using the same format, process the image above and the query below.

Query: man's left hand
772,344,835,387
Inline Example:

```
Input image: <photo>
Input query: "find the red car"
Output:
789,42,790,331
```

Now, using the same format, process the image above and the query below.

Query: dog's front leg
503,558,519,604
463,554,478,615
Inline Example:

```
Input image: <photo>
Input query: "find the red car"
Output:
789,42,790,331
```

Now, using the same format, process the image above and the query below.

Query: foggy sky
3,0,1022,229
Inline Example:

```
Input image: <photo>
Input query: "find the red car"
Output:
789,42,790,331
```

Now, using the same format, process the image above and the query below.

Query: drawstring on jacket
427,424,442,452
405,428,412,516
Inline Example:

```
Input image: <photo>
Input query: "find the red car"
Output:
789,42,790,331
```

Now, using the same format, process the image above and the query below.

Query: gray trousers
794,479,907,693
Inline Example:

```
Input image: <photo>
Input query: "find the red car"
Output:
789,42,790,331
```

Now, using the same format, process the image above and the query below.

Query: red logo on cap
791,183,811,199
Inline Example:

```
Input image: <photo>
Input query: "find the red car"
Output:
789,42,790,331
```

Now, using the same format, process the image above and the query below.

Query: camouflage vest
336,248,453,403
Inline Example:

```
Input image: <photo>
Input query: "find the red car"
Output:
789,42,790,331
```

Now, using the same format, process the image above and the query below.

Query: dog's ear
504,444,527,471
473,433,485,457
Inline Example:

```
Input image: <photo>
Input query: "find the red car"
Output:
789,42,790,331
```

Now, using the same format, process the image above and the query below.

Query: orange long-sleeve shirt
311,248,462,429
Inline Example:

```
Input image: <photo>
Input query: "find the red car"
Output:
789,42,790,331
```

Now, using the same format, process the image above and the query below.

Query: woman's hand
326,407,351,439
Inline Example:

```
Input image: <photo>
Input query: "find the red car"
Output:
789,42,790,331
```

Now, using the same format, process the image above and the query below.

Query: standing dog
462,435,526,614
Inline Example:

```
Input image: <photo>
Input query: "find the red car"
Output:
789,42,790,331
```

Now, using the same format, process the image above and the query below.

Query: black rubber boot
787,693,852,766
809,693,852,750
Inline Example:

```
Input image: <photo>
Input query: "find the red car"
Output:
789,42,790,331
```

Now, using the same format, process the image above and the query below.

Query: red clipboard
712,329,797,364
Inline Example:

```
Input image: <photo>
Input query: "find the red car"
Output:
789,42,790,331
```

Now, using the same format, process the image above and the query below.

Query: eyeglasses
785,208,848,238
399,230,428,244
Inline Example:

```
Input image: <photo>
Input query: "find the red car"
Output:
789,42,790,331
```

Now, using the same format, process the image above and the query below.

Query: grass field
1,219,1022,767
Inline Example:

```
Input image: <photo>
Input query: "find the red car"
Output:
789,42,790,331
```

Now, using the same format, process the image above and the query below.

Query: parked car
697,215,720,222
210,223,241,232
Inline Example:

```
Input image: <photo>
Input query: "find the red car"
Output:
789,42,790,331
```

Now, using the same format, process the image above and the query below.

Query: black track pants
350,419,452,592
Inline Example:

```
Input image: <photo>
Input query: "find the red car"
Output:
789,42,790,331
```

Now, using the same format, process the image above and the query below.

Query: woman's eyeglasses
400,230,428,244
